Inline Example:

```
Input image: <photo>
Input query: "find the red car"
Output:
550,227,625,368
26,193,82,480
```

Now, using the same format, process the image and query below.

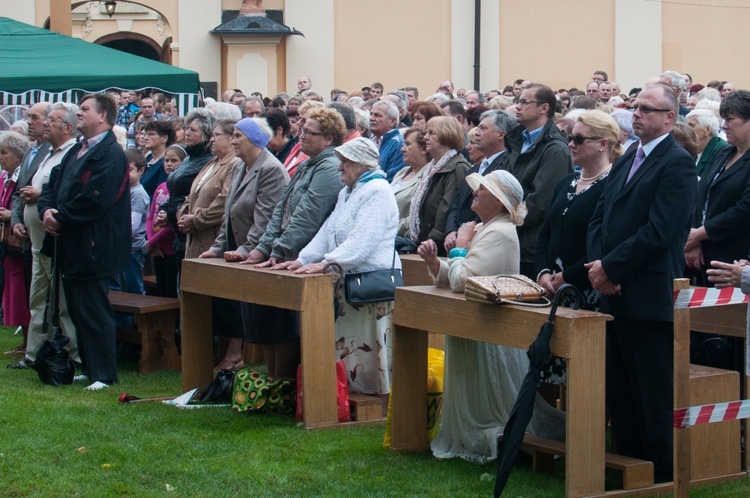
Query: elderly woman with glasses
239,108,344,381
276,138,399,403
418,169,564,462
406,116,470,255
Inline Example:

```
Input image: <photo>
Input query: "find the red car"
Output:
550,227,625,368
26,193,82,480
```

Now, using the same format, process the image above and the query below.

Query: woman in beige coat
178,118,242,258
178,118,243,371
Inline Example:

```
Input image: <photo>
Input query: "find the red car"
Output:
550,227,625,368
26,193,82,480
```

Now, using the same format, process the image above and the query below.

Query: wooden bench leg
134,310,180,373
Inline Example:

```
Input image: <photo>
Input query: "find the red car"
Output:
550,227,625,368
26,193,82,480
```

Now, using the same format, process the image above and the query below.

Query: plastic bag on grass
383,347,444,447
32,333,75,386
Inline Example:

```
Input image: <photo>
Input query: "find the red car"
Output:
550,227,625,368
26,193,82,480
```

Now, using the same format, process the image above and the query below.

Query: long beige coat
181,154,242,259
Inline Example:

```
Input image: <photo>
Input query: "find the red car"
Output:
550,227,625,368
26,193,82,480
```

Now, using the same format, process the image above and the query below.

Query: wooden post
673,278,691,497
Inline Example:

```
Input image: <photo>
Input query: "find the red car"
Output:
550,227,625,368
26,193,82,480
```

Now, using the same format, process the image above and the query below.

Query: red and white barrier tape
674,399,750,428
673,287,748,309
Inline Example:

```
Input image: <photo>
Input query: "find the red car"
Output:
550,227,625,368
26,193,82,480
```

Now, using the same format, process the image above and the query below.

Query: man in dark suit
586,83,698,482
444,110,515,252
38,93,130,391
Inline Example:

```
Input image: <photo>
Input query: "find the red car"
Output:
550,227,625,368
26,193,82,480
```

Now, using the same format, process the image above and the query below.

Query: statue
241,0,264,14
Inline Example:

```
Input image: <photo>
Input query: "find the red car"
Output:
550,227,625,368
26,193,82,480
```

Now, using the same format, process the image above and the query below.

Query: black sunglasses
569,134,600,146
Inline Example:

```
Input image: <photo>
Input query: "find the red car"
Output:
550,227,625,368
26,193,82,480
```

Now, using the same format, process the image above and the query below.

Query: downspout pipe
473,0,481,91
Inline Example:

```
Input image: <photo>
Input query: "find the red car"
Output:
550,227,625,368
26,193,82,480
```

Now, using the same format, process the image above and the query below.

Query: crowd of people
1,68,748,480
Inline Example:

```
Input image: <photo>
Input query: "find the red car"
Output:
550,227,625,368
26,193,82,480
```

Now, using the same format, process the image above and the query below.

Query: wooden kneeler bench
499,433,654,490
109,290,181,373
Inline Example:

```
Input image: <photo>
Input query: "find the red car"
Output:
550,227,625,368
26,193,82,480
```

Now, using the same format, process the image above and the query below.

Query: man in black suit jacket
587,84,698,482
443,110,515,252
38,94,130,391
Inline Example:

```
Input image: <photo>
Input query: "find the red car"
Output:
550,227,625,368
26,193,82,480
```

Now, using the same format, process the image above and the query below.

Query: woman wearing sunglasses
535,110,622,308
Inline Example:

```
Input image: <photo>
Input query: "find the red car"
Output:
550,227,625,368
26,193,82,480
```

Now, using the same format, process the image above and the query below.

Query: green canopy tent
0,17,201,115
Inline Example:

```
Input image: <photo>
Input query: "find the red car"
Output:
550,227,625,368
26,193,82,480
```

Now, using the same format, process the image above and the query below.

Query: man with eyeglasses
9,103,81,370
444,110,516,252
586,83,698,483
586,81,600,101
592,70,608,83
504,84,573,279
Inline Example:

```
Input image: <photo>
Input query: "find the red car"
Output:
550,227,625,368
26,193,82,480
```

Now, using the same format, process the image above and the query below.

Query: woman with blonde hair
536,109,622,305
392,128,429,238
407,116,470,254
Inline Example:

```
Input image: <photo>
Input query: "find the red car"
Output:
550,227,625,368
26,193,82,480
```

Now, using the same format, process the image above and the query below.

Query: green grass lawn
0,327,748,497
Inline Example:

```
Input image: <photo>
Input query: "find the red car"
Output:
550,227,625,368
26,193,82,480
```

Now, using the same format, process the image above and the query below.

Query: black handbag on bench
341,251,404,306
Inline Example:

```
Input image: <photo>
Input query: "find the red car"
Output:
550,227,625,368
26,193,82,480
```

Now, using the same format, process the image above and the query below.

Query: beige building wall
333,0,452,97
177,0,222,84
285,0,335,95
663,1,750,89
9,1,750,101
0,0,36,24
497,0,615,92
614,0,661,93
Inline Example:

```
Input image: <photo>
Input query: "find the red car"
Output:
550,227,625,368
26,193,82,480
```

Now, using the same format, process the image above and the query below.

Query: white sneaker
85,381,110,391
74,374,89,382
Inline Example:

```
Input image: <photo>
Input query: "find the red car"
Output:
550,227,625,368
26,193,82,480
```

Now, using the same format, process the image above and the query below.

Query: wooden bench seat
109,290,181,373
499,433,654,490
143,274,157,289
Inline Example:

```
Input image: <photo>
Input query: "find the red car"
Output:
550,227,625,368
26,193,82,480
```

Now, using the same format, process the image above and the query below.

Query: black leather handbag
343,251,403,305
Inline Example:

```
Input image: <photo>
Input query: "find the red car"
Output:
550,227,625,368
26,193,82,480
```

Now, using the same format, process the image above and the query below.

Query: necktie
479,159,490,175
626,147,646,184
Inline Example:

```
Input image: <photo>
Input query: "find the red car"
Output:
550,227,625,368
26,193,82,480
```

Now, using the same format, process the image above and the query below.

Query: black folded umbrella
31,238,75,386
494,284,581,497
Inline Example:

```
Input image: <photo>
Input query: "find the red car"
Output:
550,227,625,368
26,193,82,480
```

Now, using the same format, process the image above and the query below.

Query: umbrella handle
547,284,582,321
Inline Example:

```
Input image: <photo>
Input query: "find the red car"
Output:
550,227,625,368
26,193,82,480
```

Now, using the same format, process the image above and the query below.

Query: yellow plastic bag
383,348,445,447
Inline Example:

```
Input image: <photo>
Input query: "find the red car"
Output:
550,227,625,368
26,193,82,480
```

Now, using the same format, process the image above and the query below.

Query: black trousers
606,318,673,482
63,277,118,383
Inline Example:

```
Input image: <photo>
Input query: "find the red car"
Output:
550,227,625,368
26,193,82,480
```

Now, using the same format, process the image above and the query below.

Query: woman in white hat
417,169,565,463
276,137,400,407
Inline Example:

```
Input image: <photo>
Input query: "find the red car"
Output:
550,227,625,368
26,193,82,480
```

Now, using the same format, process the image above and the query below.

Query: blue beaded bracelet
449,248,468,259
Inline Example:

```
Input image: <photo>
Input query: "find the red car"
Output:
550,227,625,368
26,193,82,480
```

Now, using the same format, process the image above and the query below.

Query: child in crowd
145,144,186,298
121,148,150,295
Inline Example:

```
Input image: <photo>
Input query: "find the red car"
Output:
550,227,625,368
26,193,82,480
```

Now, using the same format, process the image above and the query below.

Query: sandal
213,358,246,372
4,345,26,355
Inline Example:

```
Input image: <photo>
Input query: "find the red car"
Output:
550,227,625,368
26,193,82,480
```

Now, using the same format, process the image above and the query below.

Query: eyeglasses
300,128,323,137
517,99,541,107
569,135,600,146
628,104,672,114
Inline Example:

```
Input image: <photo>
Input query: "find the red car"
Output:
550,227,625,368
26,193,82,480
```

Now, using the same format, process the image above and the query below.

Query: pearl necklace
579,166,611,182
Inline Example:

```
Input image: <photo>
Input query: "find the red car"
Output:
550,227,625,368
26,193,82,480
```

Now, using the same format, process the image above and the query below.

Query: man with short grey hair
5,102,51,358
241,96,265,118
659,70,689,115
369,100,404,181
384,89,411,127
464,90,485,108
10,102,81,370
444,110,516,250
